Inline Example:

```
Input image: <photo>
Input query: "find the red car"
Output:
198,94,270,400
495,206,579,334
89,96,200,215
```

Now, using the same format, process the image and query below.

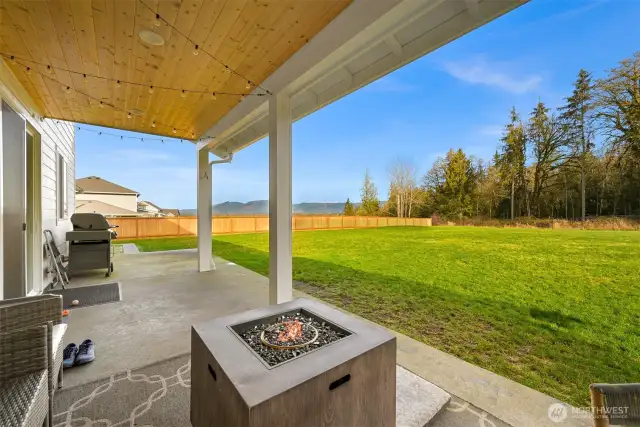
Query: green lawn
119,227,640,406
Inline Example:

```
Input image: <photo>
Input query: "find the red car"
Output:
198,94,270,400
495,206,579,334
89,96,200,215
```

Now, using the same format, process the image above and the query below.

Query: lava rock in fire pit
239,313,347,366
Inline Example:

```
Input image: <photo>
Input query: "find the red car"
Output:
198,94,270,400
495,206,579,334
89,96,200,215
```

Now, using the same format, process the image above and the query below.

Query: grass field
118,227,640,406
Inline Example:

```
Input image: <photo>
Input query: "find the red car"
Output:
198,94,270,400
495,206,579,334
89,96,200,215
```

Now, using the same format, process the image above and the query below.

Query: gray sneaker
63,343,78,369
75,339,95,365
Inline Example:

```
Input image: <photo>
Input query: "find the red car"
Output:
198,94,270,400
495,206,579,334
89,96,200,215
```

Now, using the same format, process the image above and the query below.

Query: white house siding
41,117,75,284
0,60,75,296
76,193,138,212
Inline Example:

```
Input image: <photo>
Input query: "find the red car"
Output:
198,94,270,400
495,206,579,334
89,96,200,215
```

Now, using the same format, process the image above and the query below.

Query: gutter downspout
209,153,233,166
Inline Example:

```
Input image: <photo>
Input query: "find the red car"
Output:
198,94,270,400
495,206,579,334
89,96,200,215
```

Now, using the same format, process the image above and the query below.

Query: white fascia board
207,0,528,157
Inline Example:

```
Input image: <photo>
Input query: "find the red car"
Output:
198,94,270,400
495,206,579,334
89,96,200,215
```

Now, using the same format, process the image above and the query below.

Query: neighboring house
75,176,139,216
0,61,75,299
161,209,180,217
76,200,139,217
138,201,180,217
138,200,162,216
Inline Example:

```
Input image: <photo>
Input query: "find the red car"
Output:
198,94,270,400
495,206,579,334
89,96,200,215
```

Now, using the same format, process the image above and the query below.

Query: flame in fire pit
277,320,303,342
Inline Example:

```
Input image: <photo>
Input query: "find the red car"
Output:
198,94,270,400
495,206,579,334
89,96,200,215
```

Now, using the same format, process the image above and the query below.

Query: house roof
76,176,139,195
161,209,180,216
139,200,162,210
75,200,138,216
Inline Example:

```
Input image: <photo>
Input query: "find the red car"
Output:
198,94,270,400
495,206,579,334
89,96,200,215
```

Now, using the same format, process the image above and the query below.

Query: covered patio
2,0,598,425
59,248,579,427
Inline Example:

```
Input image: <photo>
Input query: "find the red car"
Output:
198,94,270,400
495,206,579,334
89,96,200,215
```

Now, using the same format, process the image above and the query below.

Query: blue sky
76,0,640,209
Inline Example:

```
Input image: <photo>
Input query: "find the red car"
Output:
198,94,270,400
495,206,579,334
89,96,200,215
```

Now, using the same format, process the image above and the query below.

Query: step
397,365,451,427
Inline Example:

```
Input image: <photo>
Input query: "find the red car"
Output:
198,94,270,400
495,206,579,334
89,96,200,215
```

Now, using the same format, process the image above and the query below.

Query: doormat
49,281,121,309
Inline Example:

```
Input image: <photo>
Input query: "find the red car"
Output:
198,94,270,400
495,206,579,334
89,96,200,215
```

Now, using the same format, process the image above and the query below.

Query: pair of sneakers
63,339,95,368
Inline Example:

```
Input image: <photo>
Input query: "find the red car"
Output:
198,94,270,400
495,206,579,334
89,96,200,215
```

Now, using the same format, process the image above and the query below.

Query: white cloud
363,76,418,93
441,56,542,94
478,124,504,137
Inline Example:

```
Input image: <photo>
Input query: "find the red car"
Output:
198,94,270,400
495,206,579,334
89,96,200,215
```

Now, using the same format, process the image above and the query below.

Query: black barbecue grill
66,213,118,277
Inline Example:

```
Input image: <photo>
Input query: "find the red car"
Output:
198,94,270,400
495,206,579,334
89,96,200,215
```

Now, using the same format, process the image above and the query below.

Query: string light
83,73,88,83
5,54,220,140
192,44,199,56
148,86,154,94
181,90,186,98
0,53,267,97
224,66,231,74
75,125,185,143
245,81,251,90
137,0,271,95
154,13,161,27
26,66,31,75
151,121,156,128
211,92,217,101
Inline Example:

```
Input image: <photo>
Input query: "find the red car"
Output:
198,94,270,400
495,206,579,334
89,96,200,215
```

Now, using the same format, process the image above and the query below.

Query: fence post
135,218,139,238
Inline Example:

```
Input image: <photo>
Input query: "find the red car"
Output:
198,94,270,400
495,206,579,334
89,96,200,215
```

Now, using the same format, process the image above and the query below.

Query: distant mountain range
180,200,351,216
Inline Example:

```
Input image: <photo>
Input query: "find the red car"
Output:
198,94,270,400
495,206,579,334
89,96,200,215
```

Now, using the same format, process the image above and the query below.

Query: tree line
345,52,640,220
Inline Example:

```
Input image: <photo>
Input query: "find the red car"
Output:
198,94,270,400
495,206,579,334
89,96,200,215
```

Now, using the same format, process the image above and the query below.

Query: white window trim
56,149,68,222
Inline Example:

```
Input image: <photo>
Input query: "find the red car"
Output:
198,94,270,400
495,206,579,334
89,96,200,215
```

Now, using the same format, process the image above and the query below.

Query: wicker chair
0,324,49,427
0,295,66,427
590,383,640,426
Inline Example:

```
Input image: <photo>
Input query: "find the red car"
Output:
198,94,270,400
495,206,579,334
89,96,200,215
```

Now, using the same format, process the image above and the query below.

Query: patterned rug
53,354,508,427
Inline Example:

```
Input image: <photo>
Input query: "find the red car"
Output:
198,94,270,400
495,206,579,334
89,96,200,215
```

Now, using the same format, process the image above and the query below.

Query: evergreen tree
560,69,594,221
343,198,355,216
496,108,527,219
358,169,380,215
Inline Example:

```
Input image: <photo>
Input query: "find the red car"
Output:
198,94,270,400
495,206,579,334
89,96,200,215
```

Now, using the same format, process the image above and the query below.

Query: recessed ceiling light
139,30,165,46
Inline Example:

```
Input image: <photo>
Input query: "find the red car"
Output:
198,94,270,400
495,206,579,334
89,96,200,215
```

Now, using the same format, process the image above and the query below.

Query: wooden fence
109,215,432,239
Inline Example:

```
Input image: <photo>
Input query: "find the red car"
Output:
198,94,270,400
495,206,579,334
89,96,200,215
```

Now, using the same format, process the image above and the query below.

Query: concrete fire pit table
191,298,396,427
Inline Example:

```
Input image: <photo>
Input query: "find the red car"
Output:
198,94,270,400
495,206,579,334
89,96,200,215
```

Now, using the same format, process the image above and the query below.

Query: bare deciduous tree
388,159,418,218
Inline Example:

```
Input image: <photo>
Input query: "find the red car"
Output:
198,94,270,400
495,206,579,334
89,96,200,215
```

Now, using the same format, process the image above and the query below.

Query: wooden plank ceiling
0,0,351,139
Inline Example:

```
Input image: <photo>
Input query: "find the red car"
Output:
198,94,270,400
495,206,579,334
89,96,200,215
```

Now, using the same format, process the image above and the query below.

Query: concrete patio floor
61,249,589,427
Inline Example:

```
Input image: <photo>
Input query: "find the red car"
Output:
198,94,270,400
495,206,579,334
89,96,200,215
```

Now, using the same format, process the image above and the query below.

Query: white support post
269,93,293,304
197,148,213,272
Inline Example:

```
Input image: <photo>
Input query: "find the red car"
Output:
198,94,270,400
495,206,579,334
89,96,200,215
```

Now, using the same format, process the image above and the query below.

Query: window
57,153,68,219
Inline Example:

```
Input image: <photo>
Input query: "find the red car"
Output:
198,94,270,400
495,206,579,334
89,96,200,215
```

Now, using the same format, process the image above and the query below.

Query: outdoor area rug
50,281,121,309
53,353,509,427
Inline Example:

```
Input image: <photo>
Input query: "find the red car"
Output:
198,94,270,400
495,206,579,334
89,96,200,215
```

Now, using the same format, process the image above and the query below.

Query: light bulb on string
47,65,53,74
151,121,156,128
245,81,251,90
181,90,187,98
154,14,161,27
9,55,16,64
26,66,32,75
83,74,88,83
211,92,217,101
99,101,104,108
65,86,71,94
116,80,121,88
193,44,199,56
173,128,177,134
149,86,154,94
224,66,231,74
127,112,132,119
